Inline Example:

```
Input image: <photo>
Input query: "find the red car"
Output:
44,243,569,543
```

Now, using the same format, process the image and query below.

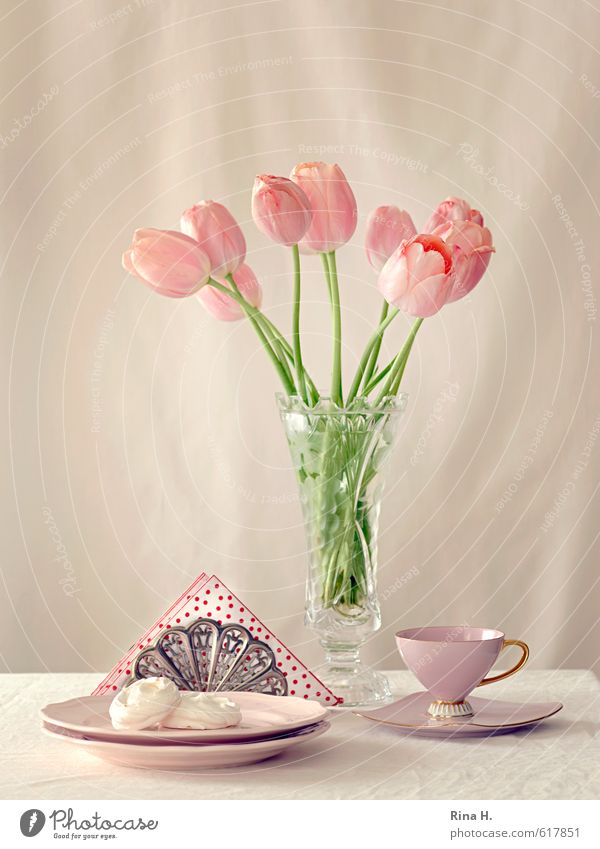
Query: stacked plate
41,692,330,770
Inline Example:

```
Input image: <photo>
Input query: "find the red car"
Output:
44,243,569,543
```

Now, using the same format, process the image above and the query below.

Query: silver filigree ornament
131,618,288,696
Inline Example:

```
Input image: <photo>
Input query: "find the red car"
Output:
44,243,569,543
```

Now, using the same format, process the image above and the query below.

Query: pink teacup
395,626,529,718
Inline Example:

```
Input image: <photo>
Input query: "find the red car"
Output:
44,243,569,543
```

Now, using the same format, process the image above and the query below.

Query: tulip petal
365,206,417,271
181,201,246,277
252,176,312,246
123,228,211,298
378,234,456,317
291,162,357,253
122,249,138,275
403,272,454,317
200,264,263,321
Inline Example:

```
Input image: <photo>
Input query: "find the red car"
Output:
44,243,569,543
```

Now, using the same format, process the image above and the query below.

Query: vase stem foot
315,645,392,708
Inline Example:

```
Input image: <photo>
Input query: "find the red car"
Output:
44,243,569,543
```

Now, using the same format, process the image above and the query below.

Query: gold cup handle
477,639,530,687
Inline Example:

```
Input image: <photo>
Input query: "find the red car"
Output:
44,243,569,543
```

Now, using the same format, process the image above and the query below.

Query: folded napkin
92,572,341,706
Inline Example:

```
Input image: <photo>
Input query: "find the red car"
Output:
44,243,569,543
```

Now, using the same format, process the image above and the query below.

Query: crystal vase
278,393,406,707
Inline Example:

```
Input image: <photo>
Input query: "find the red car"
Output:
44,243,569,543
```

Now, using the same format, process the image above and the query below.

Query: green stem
259,315,319,403
225,272,296,390
216,276,319,403
258,314,293,362
390,343,414,395
326,251,343,406
210,278,294,394
346,305,399,404
266,328,296,390
291,244,308,403
392,318,424,393
361,301,389,391
320,252,333,300
375,318,424,404
362,358,394,395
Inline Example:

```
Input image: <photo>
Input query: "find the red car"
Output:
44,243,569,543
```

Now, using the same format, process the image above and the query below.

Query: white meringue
109,677,181,731
161,692,242,730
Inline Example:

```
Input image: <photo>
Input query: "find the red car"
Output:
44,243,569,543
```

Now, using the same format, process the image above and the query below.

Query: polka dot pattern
91,572,340,705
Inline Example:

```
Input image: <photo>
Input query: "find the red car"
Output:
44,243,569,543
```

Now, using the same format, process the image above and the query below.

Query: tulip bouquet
123,163,494,704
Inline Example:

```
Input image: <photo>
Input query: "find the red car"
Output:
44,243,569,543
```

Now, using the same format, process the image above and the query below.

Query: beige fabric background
1,0,599,676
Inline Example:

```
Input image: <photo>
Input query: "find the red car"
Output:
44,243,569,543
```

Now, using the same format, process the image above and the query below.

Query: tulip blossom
252,175,312,246
122,164,498,415
122,228,211,298
290,162,357,253
423,196,484,233
433,220,494,302
180,200,246,277
377,234,455,318
365,205,417,271
198,263,263,322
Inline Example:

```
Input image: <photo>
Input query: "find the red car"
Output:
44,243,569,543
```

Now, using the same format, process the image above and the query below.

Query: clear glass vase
278,393,407,707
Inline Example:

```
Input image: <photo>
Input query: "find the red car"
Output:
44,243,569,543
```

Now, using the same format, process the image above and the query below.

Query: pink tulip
252,175,312,246
424,196,484,233
122,228,211,298
365,205,417,271
180,200,246,277
433,220,495,302
377,234,455,317
198,263,262,322
290,162,357,252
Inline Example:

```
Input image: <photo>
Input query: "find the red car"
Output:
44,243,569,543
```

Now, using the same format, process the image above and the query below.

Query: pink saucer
355,691,563,737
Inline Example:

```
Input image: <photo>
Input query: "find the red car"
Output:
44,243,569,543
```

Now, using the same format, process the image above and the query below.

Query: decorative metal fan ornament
132,618,288,696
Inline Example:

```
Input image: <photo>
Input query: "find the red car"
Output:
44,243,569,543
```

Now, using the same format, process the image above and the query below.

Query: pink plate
40,691,329,745
42,721,330,770
355,691,563,738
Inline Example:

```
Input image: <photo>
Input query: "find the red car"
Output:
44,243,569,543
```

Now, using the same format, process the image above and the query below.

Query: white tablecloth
1,670,598,800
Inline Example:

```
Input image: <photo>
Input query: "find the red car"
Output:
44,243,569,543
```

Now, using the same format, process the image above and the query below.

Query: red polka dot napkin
92,572,341,706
